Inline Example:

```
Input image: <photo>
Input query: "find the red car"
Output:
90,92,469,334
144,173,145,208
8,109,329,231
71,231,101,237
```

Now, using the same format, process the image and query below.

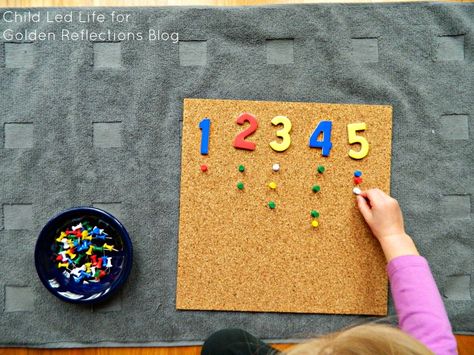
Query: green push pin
311,210,320,218
93,245,104,252
238,165,245,173
268,201,276,209
312,185,321,193
317,165,325,174
237,182,244,190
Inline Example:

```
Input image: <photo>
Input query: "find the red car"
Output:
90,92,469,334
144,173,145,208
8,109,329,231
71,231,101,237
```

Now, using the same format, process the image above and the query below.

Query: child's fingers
364,189,386,207
356,195,372,222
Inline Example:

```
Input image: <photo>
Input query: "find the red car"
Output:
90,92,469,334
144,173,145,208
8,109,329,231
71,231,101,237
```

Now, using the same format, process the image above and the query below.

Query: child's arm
357,189,458,355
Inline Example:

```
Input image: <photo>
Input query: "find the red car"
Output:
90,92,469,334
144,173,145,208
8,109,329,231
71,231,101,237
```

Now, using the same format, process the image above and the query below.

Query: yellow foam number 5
269,116,292,152
347,122,369,159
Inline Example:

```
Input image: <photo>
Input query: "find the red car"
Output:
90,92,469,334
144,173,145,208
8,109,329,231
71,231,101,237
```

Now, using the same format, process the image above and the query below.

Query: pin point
268,182,277,189
272,163,280,172
268,201,276,209
311,220,319,228
200,164,208,172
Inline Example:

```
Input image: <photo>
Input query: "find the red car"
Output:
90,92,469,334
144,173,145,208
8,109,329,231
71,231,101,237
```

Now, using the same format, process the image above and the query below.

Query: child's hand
356,189,419,262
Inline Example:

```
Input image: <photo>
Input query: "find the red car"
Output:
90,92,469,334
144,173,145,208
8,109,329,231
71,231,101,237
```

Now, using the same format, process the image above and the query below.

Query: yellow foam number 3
347,122,369,159
269,116,292,152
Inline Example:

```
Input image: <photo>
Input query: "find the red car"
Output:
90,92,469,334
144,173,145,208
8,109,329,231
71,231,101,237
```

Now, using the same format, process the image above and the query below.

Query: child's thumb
357,195,372,222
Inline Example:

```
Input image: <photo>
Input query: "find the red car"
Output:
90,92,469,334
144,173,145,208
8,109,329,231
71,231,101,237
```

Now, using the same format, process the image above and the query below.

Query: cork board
177,98,392,315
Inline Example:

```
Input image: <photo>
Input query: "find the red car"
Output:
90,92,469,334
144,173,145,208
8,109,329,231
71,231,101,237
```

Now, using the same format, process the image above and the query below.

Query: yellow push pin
58,262,69,268
66,249,76,259
268,182,277,190
86,245,93,256
103,243,118,252
56,232,67,242
84,262,92,273
311,220,319,228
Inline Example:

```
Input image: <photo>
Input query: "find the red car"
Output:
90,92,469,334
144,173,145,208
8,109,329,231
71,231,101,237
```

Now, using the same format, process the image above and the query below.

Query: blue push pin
91,226,104,236
94,234,107,241
101,256,108,266
354,170,362,177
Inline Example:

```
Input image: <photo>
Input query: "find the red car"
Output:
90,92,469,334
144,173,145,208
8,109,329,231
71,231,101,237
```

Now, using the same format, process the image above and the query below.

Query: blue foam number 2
199,118,211,155
309,120,333,157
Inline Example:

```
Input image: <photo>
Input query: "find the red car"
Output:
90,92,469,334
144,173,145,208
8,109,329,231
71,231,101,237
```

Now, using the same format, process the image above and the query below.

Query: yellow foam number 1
347,122,369,159
269,116,292,152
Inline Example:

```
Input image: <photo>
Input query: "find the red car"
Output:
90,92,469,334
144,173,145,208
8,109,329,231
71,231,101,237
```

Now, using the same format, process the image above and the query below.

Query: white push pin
272,163,280,172
106,257,112,268
70,267,82,277
353,187,362,195
59,251,68,260
60,238,70,250
72,223,83,231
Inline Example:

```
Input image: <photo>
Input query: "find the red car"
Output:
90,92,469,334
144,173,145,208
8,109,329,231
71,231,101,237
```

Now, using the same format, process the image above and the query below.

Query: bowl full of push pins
35,207,133,304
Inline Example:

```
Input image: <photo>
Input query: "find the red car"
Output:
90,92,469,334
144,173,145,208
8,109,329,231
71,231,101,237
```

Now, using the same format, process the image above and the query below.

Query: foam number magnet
347,122,369,159
309,120,333,157
269,115,292,152
233,113,258,151
199,118,211,155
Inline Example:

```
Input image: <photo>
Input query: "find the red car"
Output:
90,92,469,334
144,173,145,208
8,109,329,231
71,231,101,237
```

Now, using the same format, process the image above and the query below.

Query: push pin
93,245,104,252
238,165,245,173
311,220,319,228
237,182,244,190
90,254,98,266
84,262,92,273
97,257,103,269
268,201,276,209
200,164,208,172
268,182,277,190
94,234,107,241
317,165,325,174
353,187,362,195
82,230,92,240
86,245,94,256
272,163,280,172
106,257,112,268
66,248,76,259
60,238,70,250
91,226,104,236
312,185,321,193
103,243,117,252
101,256,108,267
58,262,69,269
354,177,363,185
73,254,84,264
354,170,362,177
310,210,320,218
72,223,83,231
56,232,67,242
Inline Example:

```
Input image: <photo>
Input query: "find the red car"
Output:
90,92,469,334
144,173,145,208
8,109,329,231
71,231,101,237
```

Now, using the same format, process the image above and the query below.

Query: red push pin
99,270,106,278
354,177,363,185
200,164,208,172
90,254,98,266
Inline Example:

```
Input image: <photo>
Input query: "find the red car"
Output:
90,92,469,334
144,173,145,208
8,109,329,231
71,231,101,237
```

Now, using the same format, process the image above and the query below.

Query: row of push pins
310,165,325,229
352,170,363,195
54,221,118,283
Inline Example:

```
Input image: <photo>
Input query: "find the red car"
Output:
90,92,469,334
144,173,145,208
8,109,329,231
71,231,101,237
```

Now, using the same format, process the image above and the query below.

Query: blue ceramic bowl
35,207,133,304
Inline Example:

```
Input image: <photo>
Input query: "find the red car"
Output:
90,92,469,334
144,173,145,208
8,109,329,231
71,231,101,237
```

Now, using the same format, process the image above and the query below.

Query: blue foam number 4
309,120,333,157
199,118,211,155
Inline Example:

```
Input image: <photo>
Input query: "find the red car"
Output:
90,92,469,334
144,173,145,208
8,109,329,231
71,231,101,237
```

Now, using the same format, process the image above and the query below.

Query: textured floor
0,3,472,347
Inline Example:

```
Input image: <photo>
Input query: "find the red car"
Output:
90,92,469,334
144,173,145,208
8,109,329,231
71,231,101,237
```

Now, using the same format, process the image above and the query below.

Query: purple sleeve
387,255,458,355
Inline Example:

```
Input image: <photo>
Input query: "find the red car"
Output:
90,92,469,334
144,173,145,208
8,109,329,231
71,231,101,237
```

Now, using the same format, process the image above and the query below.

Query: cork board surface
177,98,392,315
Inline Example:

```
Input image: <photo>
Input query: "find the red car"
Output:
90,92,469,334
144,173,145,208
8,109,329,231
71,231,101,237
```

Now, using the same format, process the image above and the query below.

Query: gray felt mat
0,2,472,348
